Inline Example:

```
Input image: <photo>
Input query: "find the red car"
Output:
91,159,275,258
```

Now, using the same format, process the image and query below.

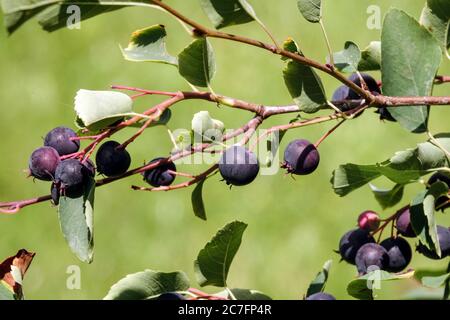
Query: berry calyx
416,225,450,260
380,237,412,273
282,139,320,175
355,243,389,275
357,210,380,231
395,207,416,238
338,228,375,264
29,146,61,181
218,145,259,186
95,141,131,177
306,292,336,300
44,127,80,156
142,158,177,187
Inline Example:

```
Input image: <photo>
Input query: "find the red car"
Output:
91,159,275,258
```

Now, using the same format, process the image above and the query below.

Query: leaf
347,269,415,300
297,0,322,23
422,273,450,288
0,249,35,300
358,41,381,71
420,3,450,53
74,89,134,131
194,221,247,287
410,182,449,258
416,140,450,170
331,164,381,197
58,177,95,263
331,41,361,73
306,260,332,297
191,111,225,143
200,0,255,29
214,288,272,300
283,39,327,113
192,180,207,221
178,38,216,88
104,270,190,300
370,184,404,209
121,25,177,66
381,9,442,133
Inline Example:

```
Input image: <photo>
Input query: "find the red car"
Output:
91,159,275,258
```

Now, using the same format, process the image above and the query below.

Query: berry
395,207,416,238
96,141,131,177
142,158,177,187
55,159,91,197
282,139,320,175
332,86,350,102
29,146,61,181
375,107,397,122
347,73,381,99
156,292,186,300
380,237,412,273
357,211,380,231
44,127,80,156
428,172,450,211
416,225,450,260
306,292,336,300
218,146,259,186
355,243,389,275
338,229,375,264
83,158,96,177
51,183,60,206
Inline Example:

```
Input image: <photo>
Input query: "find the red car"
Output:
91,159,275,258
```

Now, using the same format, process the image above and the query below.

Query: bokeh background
0,0,449,300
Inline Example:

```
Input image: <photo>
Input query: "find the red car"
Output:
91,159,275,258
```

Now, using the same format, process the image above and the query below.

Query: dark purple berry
282,139,320,175
416,226,450,260
95,141,131,177
83,158,96,177
142,158,176,187
380,237,412,273
338,229,375,264
219,146,259,186
156,292,186,300
332,86,350,102
44,127,80,156
54,159,92,198
358,211,380,231
428,172,450,211
347,73,381,99
395,207,416,238
306,292,336,300
29,146,61,181
51,183,60,206
375,107,396,122
355,243,389,275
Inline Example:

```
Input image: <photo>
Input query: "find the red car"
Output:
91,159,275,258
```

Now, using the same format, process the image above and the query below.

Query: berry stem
314,119,346,148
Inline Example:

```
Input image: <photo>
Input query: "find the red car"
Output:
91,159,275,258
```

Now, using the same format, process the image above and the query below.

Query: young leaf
420,4,450,53
331,41,361,73
192,180,207,221
410,181,449,258
306,260,332,297
200,0,255,29
370,184,404,210
178,38,216,88
58,178,95,263
297,0,322,23
422,273,450,288
104,270,190,300
358,41,381,71
194,221,247,287
381,9,442,133
121,25,177,66
0,249,35,300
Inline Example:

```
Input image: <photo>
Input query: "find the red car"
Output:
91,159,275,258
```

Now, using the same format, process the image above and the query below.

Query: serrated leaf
192,180,207,221
297,0,322,23
381,9,441,133
200,0,255,29
410,182,449,258
194,221,247,287
358,41,381,71
331,164,381,197
104,270,190,300
306,260,332,297
178,38,215,88
331,41,361,73
58,178,95,263
422,273,450,288
121,25,177,66
370,184,404,209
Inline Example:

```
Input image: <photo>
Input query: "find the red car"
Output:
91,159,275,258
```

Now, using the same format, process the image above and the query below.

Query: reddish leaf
0,249,35,297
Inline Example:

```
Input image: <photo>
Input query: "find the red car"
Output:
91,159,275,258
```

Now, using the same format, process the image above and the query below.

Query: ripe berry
428,172,450,211
51,183,60,206
282,139,320,175
355,243,389,275
142,158,176,187
219,145,259,186
416,225,450,260
332,86,350,102
96,141,131,177
83,158,96,177
55,159,91,197
357,211,380,231
29,146,61,181
44,127,80,156
395,207,416,238
347,73,381,99
380,237,412,273
156,292,186,300
306,292,336,300
375,107,396,122
338,229,375,264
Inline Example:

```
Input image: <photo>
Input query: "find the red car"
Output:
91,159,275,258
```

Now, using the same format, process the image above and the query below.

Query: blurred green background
0,0,449,300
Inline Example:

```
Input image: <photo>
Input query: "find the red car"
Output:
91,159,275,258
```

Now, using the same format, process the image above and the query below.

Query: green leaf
200,0,255,29
306,260,332,297
0,281,15,300
381,9,442,133
74,89,134,131
121,25,177,66
283,39,327,113
192,180,207,221
331,41,361,73
191,111,225,143
370,183,404,210
331,164,381,197
178,38,216,88
420,3,450,53
417,140,450,170
410,181,449,258
104,270,190,300
358,41,381,71
58,177,95,263
194,221,247,287
347,270,415,300
297,0,322,23
422,273,450,288
214,288,272,300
